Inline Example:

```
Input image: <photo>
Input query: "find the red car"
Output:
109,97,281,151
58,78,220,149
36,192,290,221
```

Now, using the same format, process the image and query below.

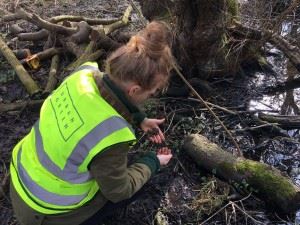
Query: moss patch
236,159,297,210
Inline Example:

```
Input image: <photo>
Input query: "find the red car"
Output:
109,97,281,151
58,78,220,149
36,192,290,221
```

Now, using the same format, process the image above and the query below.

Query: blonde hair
106,21,175,90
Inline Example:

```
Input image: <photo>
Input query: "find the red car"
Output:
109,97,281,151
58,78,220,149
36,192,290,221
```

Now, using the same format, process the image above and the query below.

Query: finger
156,118,165,124
155,134,163,144
158,129,165,142
163,147,169,155
149,136,155,142
155,135,161,144
162,148,168,155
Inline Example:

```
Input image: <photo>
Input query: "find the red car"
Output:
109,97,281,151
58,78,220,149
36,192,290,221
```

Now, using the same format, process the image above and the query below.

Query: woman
10,21,175,225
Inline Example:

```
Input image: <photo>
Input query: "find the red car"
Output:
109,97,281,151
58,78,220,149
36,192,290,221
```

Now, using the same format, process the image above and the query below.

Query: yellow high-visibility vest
10,62,136,214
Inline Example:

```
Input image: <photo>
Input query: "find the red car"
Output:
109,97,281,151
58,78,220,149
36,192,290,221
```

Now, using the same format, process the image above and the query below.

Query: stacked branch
0,6,133,106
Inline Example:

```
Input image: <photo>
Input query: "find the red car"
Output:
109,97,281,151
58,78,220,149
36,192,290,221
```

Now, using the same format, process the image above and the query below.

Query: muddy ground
0,0,300,225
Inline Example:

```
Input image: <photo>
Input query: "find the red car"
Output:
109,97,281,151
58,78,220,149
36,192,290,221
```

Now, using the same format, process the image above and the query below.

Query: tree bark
183,134,300,213
138,0,241,78
17,29,49,42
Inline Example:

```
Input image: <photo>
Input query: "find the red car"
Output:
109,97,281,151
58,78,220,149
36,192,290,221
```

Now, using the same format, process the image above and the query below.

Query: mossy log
183,134,300,213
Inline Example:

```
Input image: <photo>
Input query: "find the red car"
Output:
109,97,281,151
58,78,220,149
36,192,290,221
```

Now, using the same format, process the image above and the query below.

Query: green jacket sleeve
89,143,160,203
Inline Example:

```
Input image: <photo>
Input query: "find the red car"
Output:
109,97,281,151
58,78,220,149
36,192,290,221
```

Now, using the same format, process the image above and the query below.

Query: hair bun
126,21,173,60
141,21,172,47
106,21,175,90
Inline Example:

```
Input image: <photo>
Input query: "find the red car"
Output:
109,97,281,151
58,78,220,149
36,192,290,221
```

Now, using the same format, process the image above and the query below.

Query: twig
187,97,237,115
173,65,242,157
272,0,300,32
164,112,176,133
232,123,279,132
199,202,231,225
231,201,266,225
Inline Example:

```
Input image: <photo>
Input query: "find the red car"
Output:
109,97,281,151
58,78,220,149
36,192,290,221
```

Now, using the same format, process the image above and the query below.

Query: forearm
89,144,159,203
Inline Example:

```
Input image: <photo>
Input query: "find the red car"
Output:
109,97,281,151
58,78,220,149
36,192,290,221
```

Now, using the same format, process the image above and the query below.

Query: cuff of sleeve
136,152,160,175
132,111,147,126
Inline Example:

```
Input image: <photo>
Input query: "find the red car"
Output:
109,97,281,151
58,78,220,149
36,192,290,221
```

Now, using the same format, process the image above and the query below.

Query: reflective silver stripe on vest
35,116,134,184
17,148,87,206
72,64,99,74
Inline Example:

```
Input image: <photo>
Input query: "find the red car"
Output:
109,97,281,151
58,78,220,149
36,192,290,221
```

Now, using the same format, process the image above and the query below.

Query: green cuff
132,111,146,126
136,151,160,175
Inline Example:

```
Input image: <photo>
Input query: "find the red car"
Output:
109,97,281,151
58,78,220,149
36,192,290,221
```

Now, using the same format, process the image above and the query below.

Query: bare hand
156,147,172,166
140,118,165,143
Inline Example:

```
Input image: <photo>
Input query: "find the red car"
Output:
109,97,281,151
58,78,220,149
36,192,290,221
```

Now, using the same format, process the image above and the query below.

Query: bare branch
49,15,121,25
17,29,49,41
16,8,76,35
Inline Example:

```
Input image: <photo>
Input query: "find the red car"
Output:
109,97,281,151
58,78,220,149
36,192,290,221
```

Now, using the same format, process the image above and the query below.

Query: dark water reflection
246,41,300,222
247,48,300,183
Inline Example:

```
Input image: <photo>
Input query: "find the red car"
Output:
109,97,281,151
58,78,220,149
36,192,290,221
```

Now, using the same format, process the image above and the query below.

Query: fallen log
258,113,300,129
183,134,300,213
0,35,40,96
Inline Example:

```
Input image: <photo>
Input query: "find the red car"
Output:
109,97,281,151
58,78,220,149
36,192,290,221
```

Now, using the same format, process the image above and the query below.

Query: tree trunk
183,134,300,213
138,0,242,78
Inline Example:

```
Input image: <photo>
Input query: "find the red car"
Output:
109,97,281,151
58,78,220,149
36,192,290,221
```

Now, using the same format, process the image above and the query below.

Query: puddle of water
247,44,300,197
